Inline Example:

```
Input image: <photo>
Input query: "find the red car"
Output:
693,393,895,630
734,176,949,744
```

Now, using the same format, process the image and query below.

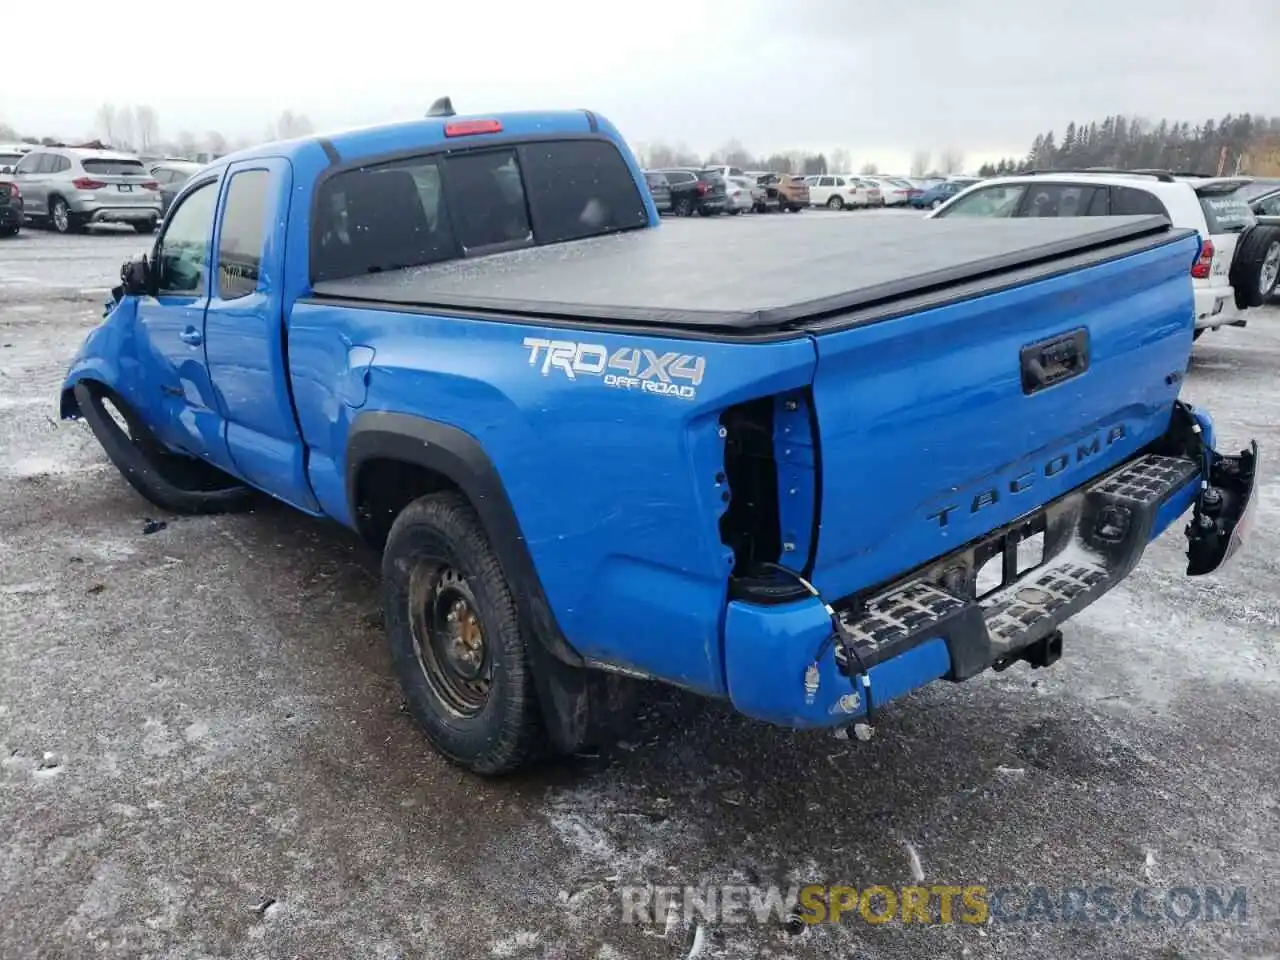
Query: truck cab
61,108,1258,775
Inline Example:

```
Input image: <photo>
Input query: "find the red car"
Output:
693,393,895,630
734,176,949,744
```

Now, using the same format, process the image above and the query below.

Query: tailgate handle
1021,329,1089,395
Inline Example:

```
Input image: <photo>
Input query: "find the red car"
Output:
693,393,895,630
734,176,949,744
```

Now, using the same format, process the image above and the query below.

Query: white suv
926,170,1280,338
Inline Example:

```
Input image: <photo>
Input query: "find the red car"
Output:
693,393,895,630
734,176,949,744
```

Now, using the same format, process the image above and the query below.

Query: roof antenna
426,96,456,119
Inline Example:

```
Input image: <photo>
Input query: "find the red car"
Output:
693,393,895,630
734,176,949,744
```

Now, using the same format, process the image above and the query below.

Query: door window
1015,184,1105,218
1258,193,1280,216
14,153,42,174
216,170,271,300
155,181,219,294
936,183,1027,217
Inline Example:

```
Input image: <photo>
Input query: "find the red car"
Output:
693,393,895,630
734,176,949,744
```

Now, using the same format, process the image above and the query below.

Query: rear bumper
723,407,1258,728
83,206,160,224
68,195,161,222
1194,286,1245,329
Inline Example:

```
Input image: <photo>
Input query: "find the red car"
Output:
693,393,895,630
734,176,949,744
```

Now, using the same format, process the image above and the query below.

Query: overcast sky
3,0,1277,170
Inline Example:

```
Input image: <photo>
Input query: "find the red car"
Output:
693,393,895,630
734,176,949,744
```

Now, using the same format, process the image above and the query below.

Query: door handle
179,327,203,346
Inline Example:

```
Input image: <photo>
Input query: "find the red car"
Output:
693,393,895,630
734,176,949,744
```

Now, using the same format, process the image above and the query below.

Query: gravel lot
1,218,1277,960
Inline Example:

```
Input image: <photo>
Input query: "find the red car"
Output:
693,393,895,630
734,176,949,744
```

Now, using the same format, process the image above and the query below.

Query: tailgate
806,229,1201,601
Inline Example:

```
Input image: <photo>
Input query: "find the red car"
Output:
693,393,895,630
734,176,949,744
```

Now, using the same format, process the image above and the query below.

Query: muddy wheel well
354,458,460,550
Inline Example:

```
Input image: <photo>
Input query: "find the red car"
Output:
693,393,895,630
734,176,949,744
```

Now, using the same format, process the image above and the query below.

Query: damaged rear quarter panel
296,304,817,694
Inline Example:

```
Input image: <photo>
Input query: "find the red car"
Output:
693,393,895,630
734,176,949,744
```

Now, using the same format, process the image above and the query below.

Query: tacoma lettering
927,424,1127,528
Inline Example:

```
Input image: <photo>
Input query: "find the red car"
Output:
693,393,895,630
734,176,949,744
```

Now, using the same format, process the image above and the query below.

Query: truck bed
309,214,1184,334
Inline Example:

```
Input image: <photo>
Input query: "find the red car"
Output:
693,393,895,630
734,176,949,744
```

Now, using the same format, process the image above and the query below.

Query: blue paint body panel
59,108,1242,735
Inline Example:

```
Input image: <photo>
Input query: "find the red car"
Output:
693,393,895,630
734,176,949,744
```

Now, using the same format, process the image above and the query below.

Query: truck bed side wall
286,303,816,694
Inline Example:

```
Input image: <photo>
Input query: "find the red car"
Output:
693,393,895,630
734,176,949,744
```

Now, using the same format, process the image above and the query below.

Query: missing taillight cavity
719,397,782,576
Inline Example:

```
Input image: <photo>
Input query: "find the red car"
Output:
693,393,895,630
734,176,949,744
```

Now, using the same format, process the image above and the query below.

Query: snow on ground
0,219,1277,959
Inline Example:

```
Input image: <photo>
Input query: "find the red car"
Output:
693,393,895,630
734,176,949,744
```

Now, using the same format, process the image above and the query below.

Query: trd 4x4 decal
522,337,706,401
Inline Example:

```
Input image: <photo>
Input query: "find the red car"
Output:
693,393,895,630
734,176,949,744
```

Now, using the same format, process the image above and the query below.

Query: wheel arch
346,411,582,667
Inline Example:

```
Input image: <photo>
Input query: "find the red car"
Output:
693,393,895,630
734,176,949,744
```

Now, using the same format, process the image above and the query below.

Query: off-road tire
383,491,544,775
1229,224,1280,310
72,381,254,515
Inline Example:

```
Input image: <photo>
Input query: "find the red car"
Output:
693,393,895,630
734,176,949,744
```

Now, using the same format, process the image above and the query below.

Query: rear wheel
673,197,693,217
49,197,73,234
72,381,254,515
383,492,544,775
827,196,845,210
0,224,17,237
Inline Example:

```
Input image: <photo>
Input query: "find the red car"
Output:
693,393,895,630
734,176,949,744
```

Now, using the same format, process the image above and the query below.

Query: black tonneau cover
310,214,1182,333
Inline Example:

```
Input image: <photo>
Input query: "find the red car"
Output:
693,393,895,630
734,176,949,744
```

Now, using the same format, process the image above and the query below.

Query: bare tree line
634,140,967,177
0,105,317,158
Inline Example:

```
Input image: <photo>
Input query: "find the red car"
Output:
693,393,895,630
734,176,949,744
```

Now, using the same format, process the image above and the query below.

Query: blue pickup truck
61,105,1258,774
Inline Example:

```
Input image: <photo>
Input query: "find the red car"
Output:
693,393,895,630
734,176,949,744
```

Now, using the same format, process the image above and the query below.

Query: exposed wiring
761,561,876,724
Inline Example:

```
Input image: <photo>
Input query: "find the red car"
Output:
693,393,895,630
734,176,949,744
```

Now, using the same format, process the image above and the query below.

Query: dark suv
655,168,727,217
0,178,21,236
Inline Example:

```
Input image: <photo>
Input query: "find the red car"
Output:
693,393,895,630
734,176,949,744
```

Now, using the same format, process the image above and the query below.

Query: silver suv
12,146,163,234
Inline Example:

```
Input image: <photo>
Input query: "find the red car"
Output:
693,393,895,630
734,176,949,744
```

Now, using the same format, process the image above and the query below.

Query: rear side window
520,140,646,243
1111,187,1168,217
1017,184,1105,218
1197,191,1256,234
217,170,271,300
82,158,146,175
313,157,460,282
312,138,646,283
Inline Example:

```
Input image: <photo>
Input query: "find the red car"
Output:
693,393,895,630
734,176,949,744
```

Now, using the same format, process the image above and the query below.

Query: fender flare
345,411,582,667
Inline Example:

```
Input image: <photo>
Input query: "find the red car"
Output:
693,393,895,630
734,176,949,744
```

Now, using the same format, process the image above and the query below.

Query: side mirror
120,256,153,296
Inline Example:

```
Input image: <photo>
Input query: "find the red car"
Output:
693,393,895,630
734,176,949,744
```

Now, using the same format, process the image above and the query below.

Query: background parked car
752,172,809,212
654,168,727,216
643,171,673,213
720,174,755,214
0,178,22,236
148,159,203,216
1243,180,1280,216
853,177,883,206
927,169,1279,332
728,175,766,211
0,143,32,175
12,146,162,234
806,174,862,209
910,177,979,209
863,176,914,206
